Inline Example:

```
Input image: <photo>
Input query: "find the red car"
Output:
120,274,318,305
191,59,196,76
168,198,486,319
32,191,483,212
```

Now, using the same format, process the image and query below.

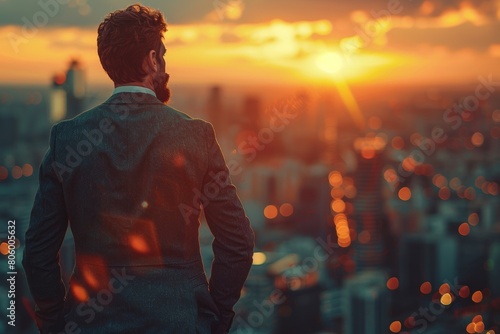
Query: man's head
97,4,171,103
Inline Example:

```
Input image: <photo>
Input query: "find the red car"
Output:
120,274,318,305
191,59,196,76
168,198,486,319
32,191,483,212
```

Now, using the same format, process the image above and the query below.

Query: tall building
241,95,262,134
50,73,67,123
344,271,390,334
351,137,390,271
398,234,458,301
65,59,86,119
206,85,225,134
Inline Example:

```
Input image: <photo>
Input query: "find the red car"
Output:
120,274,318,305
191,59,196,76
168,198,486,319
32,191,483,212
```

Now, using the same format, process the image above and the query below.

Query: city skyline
1,0,499,87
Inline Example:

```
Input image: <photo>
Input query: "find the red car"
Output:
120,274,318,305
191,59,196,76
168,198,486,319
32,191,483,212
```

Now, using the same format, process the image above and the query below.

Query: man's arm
22,124,68,334
201,122,255,333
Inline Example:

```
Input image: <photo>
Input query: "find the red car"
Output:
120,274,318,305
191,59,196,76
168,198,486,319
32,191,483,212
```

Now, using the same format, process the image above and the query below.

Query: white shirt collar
112,85,156,98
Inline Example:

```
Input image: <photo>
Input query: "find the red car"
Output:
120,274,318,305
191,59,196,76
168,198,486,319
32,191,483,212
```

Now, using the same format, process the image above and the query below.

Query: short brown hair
97,3,167,84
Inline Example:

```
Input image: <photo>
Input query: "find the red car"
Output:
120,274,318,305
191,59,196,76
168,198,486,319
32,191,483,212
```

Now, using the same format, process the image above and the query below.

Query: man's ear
146,49,157,72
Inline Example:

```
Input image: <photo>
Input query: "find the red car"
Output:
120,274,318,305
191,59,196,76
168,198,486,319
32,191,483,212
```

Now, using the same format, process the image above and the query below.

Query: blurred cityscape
0,60,499,334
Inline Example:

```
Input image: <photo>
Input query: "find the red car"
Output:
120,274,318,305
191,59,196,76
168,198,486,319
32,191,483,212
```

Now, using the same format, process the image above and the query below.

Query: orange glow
338,239,351,248
384,168,398,184
331,199,346,213
420,282,432,295
472,315,483,323
449,177,461,191
387,277,399,290
438,187,451,200
129,234,150,253
471,291,483,303
361,147,376,159
330,188,345,199
328,171,343,187
264,205,278,219
11,166,22,179
0,242,9,255
253,252,266,265
439,283,450,294
334,213,347,225
433,174,447,188
391,136,405,150
173,153,185,167
82,268,99,289
334,79,365,129
475,176,485,188
420,0,435,15
471,132,484,147
72,283,89,302
466,322,476,334
279,203,294,217
344,185,357,199
76,256,110,290
459,286,470,298
458,223,470,236
468,213,479,226
368,116,382,130
493,110,500,122
22,164,33,177
398,187,411,201
335,213,351,248
440,293,452,305
475,322,485,332
402,157,418,172
316,51,344,74
465,323,476,334
464,187,476,200
389,321,402,333
488,182,499,195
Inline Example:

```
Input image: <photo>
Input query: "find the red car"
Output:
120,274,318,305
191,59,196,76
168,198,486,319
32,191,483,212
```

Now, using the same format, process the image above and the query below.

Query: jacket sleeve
201,122,255,332
22,124,68,334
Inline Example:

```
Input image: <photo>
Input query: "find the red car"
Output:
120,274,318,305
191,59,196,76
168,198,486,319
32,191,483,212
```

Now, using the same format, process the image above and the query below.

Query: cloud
0,11,499,87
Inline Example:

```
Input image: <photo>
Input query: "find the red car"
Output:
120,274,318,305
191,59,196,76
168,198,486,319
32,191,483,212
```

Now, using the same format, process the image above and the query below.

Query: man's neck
115,80,154,91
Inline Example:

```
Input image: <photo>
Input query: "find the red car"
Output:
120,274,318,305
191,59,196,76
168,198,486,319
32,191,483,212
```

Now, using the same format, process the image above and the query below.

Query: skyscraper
50,73,67,123
344,271,390,334
65,59,86,119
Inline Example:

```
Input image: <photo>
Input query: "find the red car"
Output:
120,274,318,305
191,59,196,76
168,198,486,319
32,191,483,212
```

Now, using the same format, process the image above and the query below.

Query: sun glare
316,52,344,74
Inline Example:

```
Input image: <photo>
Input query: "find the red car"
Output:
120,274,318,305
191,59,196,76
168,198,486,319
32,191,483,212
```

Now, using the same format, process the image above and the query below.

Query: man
22,4,255,334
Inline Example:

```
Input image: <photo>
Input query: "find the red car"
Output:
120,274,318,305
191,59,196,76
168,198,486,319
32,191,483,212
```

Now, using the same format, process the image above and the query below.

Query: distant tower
206,85,224,134
344,271,390,334
351,137,389,271
241,95,261,133
317,95,338,165
50,73,67,123
65,59,86,119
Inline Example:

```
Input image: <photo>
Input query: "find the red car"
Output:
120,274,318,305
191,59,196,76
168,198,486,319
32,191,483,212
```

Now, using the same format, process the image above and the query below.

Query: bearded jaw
154,72,171,104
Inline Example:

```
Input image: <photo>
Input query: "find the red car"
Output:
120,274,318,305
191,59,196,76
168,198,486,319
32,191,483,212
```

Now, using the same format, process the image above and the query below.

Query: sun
316,51,345,74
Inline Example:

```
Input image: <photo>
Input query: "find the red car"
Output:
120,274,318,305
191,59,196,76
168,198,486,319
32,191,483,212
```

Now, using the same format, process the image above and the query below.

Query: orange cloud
0,15,498,88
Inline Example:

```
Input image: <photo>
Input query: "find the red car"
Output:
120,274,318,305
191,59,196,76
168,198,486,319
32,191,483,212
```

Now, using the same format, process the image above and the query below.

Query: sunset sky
1,0,500,87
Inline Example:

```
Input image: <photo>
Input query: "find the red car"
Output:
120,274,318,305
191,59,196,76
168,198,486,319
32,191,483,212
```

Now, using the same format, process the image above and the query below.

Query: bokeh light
253,252,267,265
398,187,411,201
420,282,432,295
471,291,483,303
458,223,470,236
279,203,294,217
389,321,402,333
387,277,399,290
264,205,278,219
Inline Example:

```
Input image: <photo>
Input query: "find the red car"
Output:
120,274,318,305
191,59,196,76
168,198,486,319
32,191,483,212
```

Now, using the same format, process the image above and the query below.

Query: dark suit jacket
22,92,255,334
